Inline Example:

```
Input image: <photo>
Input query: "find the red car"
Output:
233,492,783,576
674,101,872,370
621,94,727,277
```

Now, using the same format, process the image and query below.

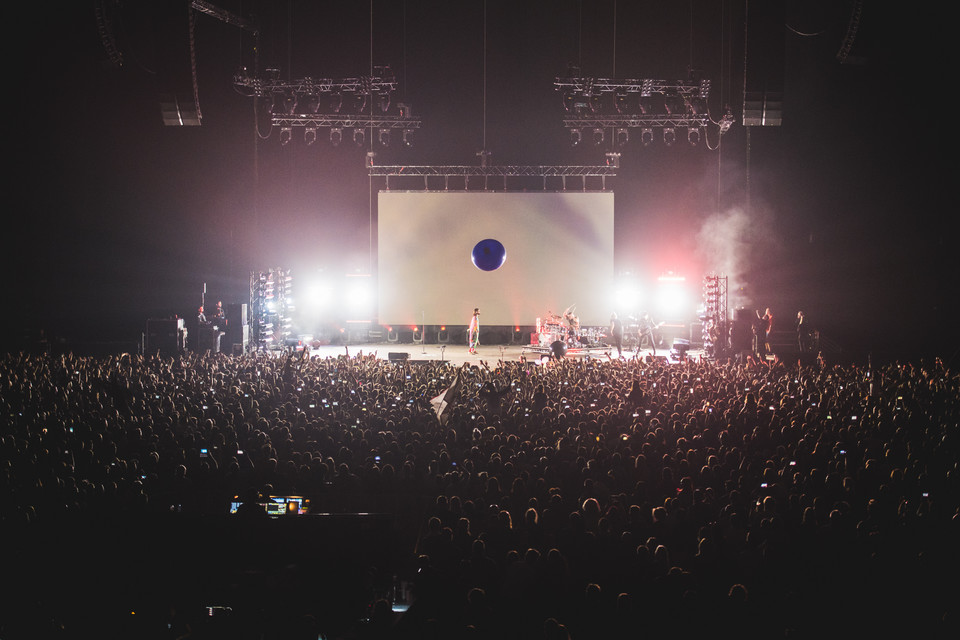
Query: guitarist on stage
637,313,662,356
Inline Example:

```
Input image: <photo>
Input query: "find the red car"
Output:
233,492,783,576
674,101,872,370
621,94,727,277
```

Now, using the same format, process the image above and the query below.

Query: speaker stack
224,303,249,353
145,318,186,355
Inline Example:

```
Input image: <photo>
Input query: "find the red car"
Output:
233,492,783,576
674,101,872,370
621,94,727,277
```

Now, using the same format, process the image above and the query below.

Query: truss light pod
303,93,321,113
616,128,629,147
279,127,292,146
304,127,317,145
663,128,676,146
378,128,390,147
687,127,700,146
570,128,582,146
353,127,365,146
282,92,298,115
330,127,343,146
615,93,629,113
641,128,654,146
402,128,414,148
592,128,604,145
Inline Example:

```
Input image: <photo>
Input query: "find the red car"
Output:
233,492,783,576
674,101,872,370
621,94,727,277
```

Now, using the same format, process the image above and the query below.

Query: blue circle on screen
472,239,506,271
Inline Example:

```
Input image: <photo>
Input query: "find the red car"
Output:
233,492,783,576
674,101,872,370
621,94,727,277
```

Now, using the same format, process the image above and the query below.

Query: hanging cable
612,0,617,77
482,0,487,153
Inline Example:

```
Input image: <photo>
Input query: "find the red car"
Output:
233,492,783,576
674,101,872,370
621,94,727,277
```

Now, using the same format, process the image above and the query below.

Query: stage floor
297,342,703,366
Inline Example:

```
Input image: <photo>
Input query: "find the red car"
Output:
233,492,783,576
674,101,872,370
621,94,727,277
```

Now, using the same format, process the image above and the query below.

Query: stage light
687,127,700,146
663,128,676,146
613,286,641,311
282,91,298,115
664,95,684,115
379,93,391,113
330,128,343,146
303,93,321,114
355,94,369,114
719,108,734,134
304,127,317,145
570,128,582,146
378,128,390,147
656,282,690,319
269,92,283,114
279,127,292,145
615,128,629,147
615,93,629,113
353,128,365,146
344,276,373,317
330,93,343,113
302,282,334,314
592,128,604,145
402,128,414,147
641,128,654,146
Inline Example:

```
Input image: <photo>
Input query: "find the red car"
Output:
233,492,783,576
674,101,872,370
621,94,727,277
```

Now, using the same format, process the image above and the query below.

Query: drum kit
536,304,605,348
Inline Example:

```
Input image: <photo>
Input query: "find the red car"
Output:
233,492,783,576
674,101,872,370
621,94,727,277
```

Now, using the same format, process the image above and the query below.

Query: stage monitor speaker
388,352,409,362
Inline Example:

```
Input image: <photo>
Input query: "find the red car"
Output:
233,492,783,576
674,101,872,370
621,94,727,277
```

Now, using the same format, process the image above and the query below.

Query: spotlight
330,93,343,113
570,128,582,146
592,128,604,145
687,127,700,146
279,126,292,145
378,128,390,147
641,128,654,146
402,128,414,148
304,127,317,145
615,128,629,147
353,128,365,146
663,128,676,146
379,93,391,113
330,127,343,146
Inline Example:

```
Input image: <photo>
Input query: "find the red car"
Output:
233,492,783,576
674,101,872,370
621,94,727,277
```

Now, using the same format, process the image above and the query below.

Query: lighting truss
367,163,619,191
555,75,720,143
234,67,421,142
701,275,728,358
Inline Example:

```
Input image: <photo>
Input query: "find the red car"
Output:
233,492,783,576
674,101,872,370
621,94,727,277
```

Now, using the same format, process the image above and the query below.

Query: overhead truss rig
555,76,721,142
367,164,619,191
233,68,421,134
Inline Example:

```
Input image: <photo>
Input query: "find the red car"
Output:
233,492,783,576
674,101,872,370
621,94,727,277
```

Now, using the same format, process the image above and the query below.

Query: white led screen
378,191,614,327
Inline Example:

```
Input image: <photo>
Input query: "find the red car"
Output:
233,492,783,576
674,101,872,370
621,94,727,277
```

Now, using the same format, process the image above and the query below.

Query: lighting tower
701,275,728,358
250,268,294,350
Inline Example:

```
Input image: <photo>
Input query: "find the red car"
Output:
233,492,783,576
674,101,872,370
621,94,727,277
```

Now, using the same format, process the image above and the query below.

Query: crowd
1,348,958,639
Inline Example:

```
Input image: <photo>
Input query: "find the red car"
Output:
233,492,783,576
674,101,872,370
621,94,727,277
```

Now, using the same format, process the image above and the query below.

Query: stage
293,342,703,366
